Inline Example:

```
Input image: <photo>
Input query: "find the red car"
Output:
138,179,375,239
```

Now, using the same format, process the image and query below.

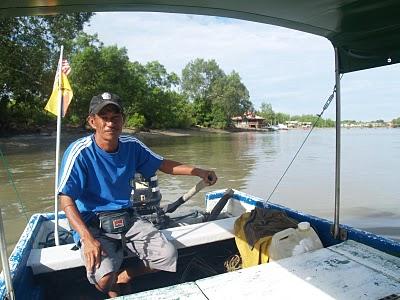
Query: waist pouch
97,209,135,234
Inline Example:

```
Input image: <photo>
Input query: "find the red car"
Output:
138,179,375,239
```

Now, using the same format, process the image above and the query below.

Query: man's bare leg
95,272,120,298
116,262,156,295
117,265,154,283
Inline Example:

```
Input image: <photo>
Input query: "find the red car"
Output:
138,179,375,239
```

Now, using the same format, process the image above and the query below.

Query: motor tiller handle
182,179,209,201
163,179,209,214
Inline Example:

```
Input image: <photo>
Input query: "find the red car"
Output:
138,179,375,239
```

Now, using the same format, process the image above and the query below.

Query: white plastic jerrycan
268,222,323,261
292,221,323,256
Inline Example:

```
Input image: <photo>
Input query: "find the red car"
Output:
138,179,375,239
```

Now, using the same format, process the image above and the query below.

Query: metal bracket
330,225,348,241
378,294,400,300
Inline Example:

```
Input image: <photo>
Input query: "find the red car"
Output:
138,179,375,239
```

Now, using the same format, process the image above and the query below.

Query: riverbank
0,123,260,139
124,127,235,139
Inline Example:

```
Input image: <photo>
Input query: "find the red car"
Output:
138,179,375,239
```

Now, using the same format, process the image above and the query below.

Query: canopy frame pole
333,47,344,240
0,208,16,300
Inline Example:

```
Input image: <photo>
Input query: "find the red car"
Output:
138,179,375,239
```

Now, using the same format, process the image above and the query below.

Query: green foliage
181,58,224,101
210,106,228,129
275,112,291,124
181,59,251,128
68,35,132,126
125,113,146,130
0,96,52,133
342,119,358,124
181,59,225,126
320,118,335,127
68,39,192,129
161,92,193,128
67,114,82,126
257,104,335,127
290,114,335,127
145,61,179,90
259,102,275,125
131,61,190,129
210,71,252,126
392,117,400,125
1,14,346,132
0,13,93,131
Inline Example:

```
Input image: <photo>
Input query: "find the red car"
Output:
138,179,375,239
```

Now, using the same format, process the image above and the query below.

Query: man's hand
195,168,217,186
82,235,106,274
59,195,105,274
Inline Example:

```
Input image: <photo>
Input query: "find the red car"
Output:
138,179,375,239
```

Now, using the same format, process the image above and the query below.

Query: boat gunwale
0,213,43,299
207,189,400,256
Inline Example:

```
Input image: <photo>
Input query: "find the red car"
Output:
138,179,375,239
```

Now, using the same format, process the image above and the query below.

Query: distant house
285,121,312,129
232,112,265,129
286,121,299,128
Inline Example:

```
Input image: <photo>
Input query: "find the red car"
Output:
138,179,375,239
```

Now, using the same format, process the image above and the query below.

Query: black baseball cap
89,92,123,115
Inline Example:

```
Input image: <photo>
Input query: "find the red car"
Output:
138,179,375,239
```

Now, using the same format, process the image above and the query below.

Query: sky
84,12,400,122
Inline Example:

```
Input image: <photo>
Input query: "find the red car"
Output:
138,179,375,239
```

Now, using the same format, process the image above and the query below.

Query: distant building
285,121,299,128
232,112,265,129
285,121,311,129
342,121,390,128
301,121,312,129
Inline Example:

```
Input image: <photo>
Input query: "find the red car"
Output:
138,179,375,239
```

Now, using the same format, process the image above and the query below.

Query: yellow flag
45,69,73,117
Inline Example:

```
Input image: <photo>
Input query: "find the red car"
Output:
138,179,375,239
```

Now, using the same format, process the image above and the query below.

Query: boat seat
27,217,237,275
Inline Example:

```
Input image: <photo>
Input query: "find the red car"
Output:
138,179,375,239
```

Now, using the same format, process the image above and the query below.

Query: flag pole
54,45,64,246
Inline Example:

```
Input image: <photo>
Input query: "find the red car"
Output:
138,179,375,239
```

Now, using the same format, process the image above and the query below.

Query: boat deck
27,217,238,274
116,240,400,300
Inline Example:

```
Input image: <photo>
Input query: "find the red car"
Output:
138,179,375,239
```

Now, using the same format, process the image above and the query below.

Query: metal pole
333,47,341,239
54,45,64,246
0,209,16,300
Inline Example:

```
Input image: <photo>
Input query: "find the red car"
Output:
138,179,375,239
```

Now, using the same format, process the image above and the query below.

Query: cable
266,77,342,202
0,147,29,223
39,230,73,247
170,211,199,222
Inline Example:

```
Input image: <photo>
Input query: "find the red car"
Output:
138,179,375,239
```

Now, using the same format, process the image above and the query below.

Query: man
58,92,217,297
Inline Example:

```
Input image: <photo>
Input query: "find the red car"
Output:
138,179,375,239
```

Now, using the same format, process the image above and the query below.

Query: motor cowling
130,173,162,215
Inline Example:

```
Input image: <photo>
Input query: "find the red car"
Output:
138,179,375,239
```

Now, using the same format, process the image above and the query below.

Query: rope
266,77,342,202
224,254,242,272
0,147,29,223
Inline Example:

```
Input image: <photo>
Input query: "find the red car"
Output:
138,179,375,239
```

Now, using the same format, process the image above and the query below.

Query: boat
266,125,279,132
267,124,288,131
1,1,400,299
276,123,289,130
1,187,400,299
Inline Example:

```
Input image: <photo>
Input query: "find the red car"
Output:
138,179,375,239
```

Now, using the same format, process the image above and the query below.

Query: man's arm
59,194,103,273
159,159,217,185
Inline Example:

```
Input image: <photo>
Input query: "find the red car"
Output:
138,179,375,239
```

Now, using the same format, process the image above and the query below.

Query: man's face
89,104,123,142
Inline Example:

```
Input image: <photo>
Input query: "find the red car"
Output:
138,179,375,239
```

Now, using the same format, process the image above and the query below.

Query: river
0,128,399,253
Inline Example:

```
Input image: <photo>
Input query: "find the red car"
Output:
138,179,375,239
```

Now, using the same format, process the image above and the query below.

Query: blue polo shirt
58,134,163,242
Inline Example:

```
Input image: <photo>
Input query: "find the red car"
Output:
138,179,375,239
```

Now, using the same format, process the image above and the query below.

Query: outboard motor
129,174,226,229
130,173,162,215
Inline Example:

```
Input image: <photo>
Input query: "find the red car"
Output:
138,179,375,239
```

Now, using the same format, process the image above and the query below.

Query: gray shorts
81,218,177,285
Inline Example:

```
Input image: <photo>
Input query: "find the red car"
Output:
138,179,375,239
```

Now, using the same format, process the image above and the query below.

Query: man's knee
165,242,178,261
95,272,117,294
158,242,178,271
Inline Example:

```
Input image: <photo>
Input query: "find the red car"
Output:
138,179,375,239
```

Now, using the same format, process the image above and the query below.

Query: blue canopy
1,0,400,73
